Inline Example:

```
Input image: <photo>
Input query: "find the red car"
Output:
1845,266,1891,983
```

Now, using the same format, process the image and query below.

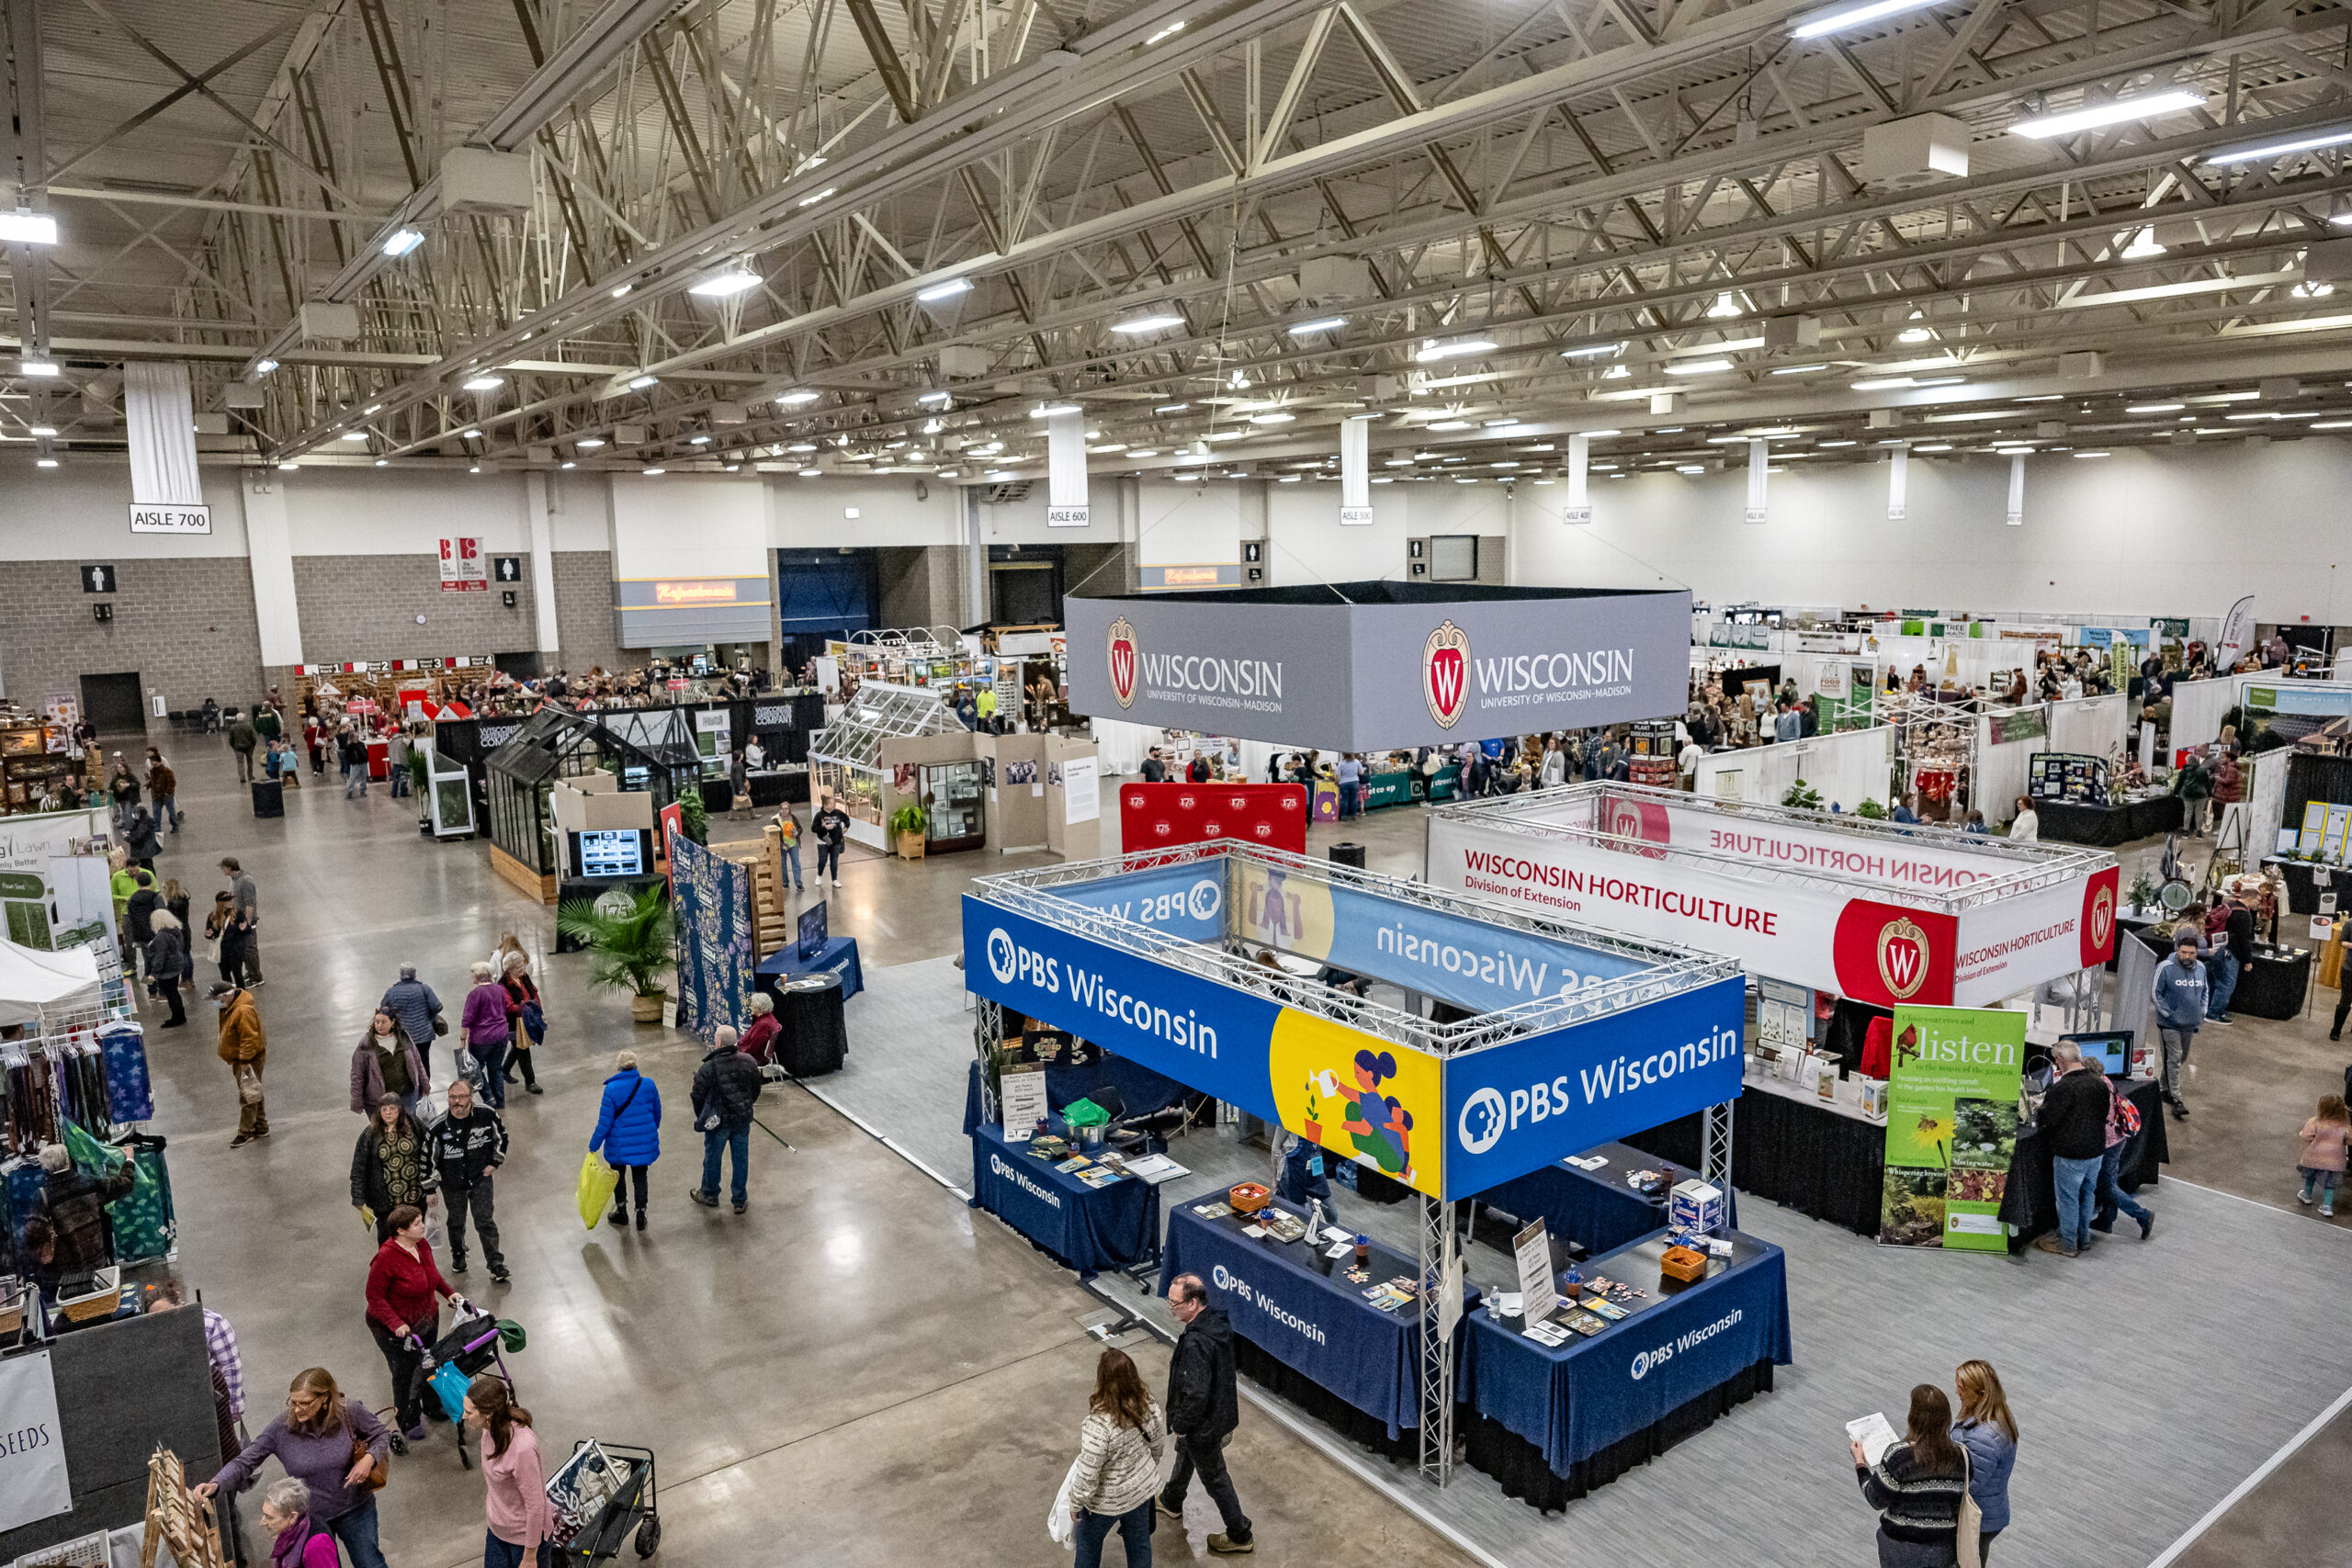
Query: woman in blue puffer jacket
1951,1359,2018,1562
589,1051,662,1233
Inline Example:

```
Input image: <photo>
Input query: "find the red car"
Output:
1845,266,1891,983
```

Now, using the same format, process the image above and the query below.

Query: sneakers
2139,1212,2155,1240
2167,1098,2189,1120
2325,1205,2338,1219
526,1083,543,1095
403,1424,426,1443
733,1201,748,1215
490,1263,511,1283
832,877,843,887
635,1212,647,1232
2208,1015,2233,1027
450,1254,469,1273
609,1209,629,1227
688,1188,719,1208
1154,1500,1182,1522
2033,1235,2077,1258
2301,1190,2317,1206
1207,1536,1255,1555
228,1133,253,1149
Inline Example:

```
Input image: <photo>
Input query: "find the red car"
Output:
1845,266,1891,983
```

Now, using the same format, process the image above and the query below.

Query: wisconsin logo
2089,885,2114,951
1108,616,1138,708
1424,620,1470,728
1877,917,1929,1001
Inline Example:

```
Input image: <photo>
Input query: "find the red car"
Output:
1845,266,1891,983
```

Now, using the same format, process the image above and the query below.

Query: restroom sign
438,536,487,592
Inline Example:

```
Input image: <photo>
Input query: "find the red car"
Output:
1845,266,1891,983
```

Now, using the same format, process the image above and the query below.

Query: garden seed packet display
1879,1005,2027,1251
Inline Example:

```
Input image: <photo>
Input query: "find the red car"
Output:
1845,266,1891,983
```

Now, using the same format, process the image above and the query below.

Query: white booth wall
1693,725,1895,812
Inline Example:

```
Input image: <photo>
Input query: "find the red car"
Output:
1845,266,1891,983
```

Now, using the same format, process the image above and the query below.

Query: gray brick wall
552,550,627,674
292,555,541,666
0,558,265,724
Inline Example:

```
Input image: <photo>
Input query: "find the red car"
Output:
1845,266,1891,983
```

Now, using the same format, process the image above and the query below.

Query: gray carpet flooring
835,952,2352,1568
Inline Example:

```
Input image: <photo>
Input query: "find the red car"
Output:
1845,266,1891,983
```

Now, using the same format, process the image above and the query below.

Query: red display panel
1118,782,1309,855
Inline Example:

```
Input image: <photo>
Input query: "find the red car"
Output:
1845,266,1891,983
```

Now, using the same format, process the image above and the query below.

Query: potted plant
888,801,929,860
1856,797,1887,820
555,886,675,1024
1781,779,1824,812
676,789,708,846
2128,870,2158,914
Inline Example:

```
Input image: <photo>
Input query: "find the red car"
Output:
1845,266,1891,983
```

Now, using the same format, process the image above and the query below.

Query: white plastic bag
1047,1461,1079,1550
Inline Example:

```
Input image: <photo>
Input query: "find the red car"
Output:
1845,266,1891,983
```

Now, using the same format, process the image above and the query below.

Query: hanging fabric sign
1339,417,1372,524
1046,410,1089,527
0,1349,72,1533
2006,454,2025,527
1564,433,1592,525
1887,448,1908,522
1745,439,1768,525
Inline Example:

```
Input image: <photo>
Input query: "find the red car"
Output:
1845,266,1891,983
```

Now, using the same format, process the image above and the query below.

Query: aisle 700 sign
129,503,210,535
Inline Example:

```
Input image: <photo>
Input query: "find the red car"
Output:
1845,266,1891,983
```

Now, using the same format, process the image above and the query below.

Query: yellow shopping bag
576,1152,620,1230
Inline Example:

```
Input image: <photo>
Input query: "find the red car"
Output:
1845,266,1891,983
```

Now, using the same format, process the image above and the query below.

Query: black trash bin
251,778,284,818
1329,841,1365,870
775,972,847,1077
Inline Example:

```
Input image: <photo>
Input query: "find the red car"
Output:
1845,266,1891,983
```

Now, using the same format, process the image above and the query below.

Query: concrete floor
115,732,2348,1565
133,738,1480,1568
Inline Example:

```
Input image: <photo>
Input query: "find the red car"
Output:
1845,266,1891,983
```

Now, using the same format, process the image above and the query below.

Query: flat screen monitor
797,900,828,961
574,829,647,879
2062,1031,2132,1077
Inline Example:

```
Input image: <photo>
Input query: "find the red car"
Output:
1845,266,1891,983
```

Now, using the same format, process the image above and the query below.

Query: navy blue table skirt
968,1121,1159,1277
755,935,863,1002
960,1055,1188,1136
1474,1141,1732,1258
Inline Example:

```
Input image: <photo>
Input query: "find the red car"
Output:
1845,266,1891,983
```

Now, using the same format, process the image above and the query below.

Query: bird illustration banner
1878,1005,2028,1252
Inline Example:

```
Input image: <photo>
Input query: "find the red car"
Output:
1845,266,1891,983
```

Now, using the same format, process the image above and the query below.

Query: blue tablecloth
1458,1229,1791,1480
756,935,863,1001
968,1120,1159,1278
1474,1141,1734,1258
1158,1194,1476,1438
959,1055,1189,1136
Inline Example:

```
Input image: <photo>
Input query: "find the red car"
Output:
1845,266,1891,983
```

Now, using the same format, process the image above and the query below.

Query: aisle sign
438,536,487,592
128,502,210,535
0,1348,71,1532
1877,1005,2027,1252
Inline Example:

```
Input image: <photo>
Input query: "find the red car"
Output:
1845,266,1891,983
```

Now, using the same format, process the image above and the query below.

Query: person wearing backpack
2089,1069,2154,1242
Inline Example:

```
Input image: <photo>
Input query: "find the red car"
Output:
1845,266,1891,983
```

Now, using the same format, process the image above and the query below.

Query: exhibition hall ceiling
9,0,2352,484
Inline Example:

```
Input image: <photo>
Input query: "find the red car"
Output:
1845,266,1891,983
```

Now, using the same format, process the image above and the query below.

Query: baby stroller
422,1307,518,1470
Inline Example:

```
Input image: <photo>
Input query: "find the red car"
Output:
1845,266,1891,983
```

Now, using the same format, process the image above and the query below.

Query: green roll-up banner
1879,1005,2027,1251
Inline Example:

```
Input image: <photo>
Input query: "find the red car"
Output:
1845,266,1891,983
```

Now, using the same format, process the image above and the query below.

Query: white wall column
526,471,560,657
240,470,303,670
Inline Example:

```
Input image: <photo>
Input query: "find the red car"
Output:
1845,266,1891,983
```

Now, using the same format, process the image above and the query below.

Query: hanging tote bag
1955,1444,1982,1565
576,1152,620,1231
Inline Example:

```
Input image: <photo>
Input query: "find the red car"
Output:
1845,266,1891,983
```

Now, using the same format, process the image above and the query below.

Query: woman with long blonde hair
1951,1359,2018,1562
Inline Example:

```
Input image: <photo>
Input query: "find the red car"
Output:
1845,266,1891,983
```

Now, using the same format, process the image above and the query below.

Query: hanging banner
1745,439,1768,525
1046,409,1089,527
1887,447,1907,521
1878,1005,2028,1250
1564,433,1592,525
1339,417,1372,525
438,536,487,592
0,1349,71,1533
668,833,749,1039
2005,455,2025,527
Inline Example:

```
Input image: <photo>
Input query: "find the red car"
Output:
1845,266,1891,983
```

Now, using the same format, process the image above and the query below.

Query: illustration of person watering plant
1341,1048,1414,1178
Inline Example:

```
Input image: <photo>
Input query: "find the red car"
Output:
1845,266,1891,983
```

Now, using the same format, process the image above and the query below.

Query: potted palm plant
888,801,929,861
556,886,675,1023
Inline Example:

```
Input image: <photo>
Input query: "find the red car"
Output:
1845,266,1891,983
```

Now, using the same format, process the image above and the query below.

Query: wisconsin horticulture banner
1878,1005,2027,1251
669,833,750,1040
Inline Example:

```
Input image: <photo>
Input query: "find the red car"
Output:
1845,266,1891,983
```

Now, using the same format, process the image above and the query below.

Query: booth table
2233,943,2312,1021
970,1119,1159,1277
1457,1230,1791,1510
1357,764,1464,811
1474,1142,1728,1258
1159,1193,1476,1449
2034,794,2182,847
769,972,848,1077
747,769,810,807
755,934,863,1002
960,1055,1187,1137
1630,1074,2165,1245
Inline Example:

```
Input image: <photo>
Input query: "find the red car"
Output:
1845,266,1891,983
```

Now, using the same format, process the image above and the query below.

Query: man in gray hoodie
2151,934,2208,1120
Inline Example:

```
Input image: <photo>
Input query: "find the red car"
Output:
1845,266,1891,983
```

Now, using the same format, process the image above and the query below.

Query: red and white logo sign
1601,796,1672,858
1424,619,1470,729
1832,899,1958,1008
1107,616,1138,709
437,536,487,593
2081,869,2120,966
1876,917,1930,1001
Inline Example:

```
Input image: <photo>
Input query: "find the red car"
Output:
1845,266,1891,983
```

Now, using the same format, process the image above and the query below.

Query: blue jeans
482,1530,550,1568
469,1038,508,1109
2092,1142,2150,1232
2205,952,2239,1020
326,1495,389,1568
781,841,802,887
1074,1500,1153,1568
1338,781,1359,820
2052,1154,2102,1252
816,840,842,881
701,1122,751,1205
153,793,180,831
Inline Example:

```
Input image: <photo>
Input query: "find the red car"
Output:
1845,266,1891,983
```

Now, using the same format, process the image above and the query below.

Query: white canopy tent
0,940,103,1028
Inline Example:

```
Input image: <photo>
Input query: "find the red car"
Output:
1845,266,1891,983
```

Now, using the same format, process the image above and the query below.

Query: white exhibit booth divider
1692,725,1895,814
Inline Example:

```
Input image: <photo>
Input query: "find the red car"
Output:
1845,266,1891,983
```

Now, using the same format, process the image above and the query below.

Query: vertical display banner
1046,409,1089,527
0,1348,71,1532
2005,455,2025,527
1563,433,1592,525
1878,1005,2027,1251
1339,417,1372,525
1745,439,1768,525
438,536,487,592
1886,447,1907,521
668,833,749,1040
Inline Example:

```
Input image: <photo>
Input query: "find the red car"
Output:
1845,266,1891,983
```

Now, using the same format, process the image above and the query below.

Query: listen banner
1878,1005,2027,1251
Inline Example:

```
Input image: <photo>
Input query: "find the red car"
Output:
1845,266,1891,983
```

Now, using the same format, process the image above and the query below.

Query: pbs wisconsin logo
986,929,1020,985
1187,878,1223,921
1457,1087,1508,1154
1631,1349,1659,1381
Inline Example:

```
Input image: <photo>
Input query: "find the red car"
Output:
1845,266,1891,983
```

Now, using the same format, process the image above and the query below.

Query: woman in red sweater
365,1204,459,1447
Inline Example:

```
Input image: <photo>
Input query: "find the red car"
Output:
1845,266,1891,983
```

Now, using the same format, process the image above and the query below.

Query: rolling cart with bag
423,1308,521,1469
548,1438,660,1561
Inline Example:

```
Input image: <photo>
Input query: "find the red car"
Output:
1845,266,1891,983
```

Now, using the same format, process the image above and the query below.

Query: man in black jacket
125,871,161,978
427,1077,510,1281
2034,1043,2113,1259
1156,1271,1252,1553
690,1025,763,1213
1139,748,1169,784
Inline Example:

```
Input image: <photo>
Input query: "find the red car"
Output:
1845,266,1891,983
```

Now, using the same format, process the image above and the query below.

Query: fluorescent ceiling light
2011,90,2205,139
689,269,761,297
277,461,299,471
1416,337,1497,362
610,284,633,299
775,390,820,406
1560,343,1622,358
1385,457,1418,466
1898,325,1933,344
1154,402,1191,413
2312,420,2352,430
1112,313,1186,333
1705,292,1741,319
469,465,482,474
1425,419,1473,430
797,188,836,208
798,467,821,477
34,457,55,468
690,434,712,445
2074,450,2111,457
916,278,973,302
1666,358,1734,375
2126,401,2185,412
0,211,56,245
1915,443,1952,452
339,431,369,441
27,423,54,436
917,390,952,406
1031,402,1081,417
1146,19,1186,43
374,458,388,467
252,359,277,376
1287,316,1348,334
2207,126,2352,164
1128,448,1159,457
1676,463,1707,473
1770,364,1828,375
628,374,658,389
560,460,576,469
785,442,816,453
462,375,503,391
1792,0,1939,38
1850,374,1963,390
575,437,606,449
380,228,424,257
1819,439,1858,447
1248,412,1295,424
642,467,666,476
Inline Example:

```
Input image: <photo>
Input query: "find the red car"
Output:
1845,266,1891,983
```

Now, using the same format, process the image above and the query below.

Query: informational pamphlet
999,1066,1048,1141
1513,1218,1557,1333
1848,1412,1900,1467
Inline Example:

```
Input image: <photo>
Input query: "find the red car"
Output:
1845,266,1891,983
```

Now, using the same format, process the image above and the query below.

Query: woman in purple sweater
461,962,512,1111
194,1367,391,1568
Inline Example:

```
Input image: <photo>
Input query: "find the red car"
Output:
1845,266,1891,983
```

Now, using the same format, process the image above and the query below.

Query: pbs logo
987,929,1019,985
1456,1087,1507,1154
1631,1350,1653,1381
1187,878,1223,922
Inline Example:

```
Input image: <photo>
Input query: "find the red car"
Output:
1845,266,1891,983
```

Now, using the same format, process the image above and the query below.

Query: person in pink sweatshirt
259,1478,342,1568
466,1375,551,1567
2297,1094,2351,1218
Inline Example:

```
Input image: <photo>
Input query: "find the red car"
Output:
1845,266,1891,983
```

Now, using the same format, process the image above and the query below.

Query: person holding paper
1851,1384,1969,1567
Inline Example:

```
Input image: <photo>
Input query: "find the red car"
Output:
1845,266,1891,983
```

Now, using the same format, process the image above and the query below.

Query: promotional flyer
1878,1005,2027,1251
